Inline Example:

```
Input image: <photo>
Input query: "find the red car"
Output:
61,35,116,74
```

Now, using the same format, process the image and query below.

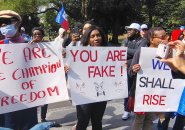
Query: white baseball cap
125,23,141,31
141,24,148,29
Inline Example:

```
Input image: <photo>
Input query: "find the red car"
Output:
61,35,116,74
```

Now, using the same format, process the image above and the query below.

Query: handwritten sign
66,47,128,105
134,47,185,112
0,42,69,114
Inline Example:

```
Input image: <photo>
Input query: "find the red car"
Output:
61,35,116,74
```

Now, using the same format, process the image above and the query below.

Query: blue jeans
30,122,55,130
76,101,107,130
1,122,56,130
4,107,38,130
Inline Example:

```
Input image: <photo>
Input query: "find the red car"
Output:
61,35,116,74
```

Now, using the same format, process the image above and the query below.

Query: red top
0,40,4,44
171,29,182,41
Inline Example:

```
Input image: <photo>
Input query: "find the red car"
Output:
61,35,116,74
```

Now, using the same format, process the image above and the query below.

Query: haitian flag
55,4,69,31
0,39,9,44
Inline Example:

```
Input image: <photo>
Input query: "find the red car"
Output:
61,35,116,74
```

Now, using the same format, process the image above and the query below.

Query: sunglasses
127,28,136,31
0,18,18,26
141,28,148,31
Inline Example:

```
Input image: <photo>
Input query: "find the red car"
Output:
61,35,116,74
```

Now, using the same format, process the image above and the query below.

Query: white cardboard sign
67,47,128,105
0,42,69,114
134,47,185,112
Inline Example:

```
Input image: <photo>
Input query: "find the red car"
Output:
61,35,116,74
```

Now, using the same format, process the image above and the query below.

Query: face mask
0,24,17,38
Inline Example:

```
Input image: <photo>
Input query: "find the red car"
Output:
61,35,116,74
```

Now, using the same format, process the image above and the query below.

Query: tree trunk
148,9,153,27
82,0,88,20
112,17,120,45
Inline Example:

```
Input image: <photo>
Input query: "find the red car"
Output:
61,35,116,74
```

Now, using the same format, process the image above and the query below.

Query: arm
160,40,185,74
128,49,141,77
68,34,80,46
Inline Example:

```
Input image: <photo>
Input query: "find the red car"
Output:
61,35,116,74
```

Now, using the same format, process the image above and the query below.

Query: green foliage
0,0,14,10
140,0,185,34
1,0,185,41
0,0,46,15
40,9,59,37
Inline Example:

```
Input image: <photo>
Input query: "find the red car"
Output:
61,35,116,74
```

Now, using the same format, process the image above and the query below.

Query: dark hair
147,27,165,46
83,20,95,27
81,25,107,46
75,22,83,29
148,27,164,39
32,27,45,36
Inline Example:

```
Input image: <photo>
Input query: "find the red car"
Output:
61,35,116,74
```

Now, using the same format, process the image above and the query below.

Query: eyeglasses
0,18,18,27
153,35,169,40
127,28,136,32
141,28,148,31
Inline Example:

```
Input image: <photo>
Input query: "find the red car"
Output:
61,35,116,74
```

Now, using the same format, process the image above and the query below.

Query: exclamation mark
121,66,123,76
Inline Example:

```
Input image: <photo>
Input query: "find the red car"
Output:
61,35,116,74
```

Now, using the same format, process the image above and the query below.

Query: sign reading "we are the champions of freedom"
0,42,69,114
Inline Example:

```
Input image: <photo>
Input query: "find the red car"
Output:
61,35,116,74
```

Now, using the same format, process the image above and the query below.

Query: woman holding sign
69,25,108,130
128,27,169,130
30,27,51,123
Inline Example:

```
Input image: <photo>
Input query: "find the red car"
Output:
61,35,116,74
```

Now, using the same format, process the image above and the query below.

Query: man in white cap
121,23,149,120
140,24,149,38
0,10,38,130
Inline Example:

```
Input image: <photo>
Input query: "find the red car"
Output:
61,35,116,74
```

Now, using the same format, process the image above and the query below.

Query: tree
141,0,184,33
1,0,185,41
84,0,143,44
0,0,47,34
140,0,157,27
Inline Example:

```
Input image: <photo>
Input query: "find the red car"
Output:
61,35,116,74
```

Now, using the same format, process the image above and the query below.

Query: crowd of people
0,9,185,130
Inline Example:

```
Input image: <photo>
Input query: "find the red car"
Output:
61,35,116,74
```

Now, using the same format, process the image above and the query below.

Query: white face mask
0,24,17,38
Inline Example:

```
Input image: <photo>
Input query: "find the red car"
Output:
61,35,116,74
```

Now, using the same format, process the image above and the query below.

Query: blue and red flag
0,39,9,44
55,4,69,31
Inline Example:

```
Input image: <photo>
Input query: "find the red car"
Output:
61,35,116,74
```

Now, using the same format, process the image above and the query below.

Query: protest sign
66,47,128,105
0,42,69,114
134,47,185,112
